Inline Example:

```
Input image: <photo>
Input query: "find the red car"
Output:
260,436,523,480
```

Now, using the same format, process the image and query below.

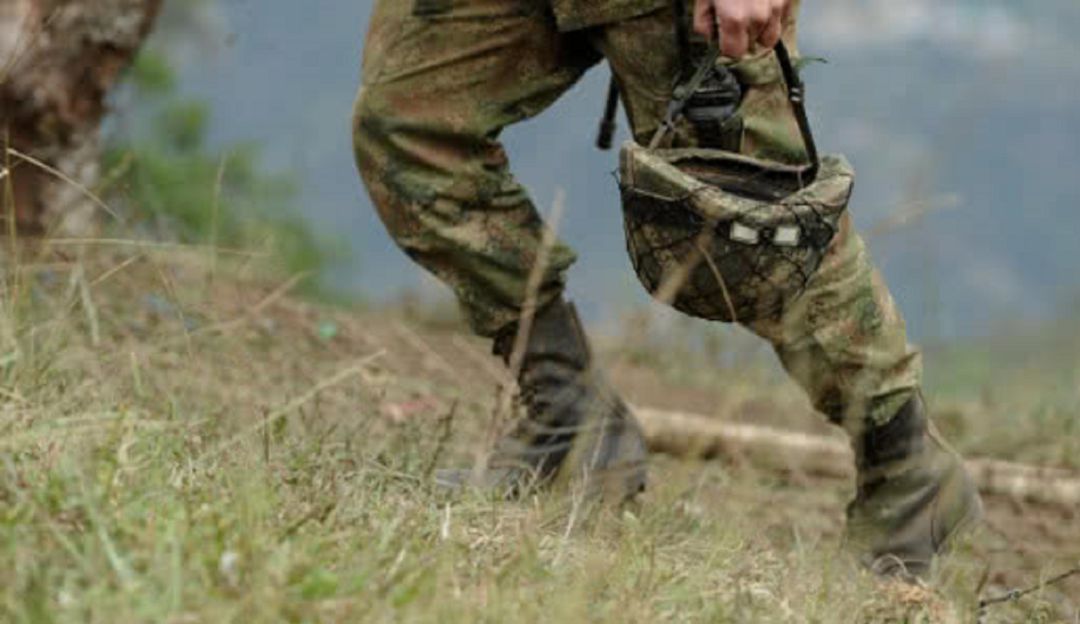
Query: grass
1,242,1077,622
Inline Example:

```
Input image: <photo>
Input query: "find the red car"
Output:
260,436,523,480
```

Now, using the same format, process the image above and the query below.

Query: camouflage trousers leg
353,0,711,336
596,3,922,432
744,216,923,431
353,0,595,337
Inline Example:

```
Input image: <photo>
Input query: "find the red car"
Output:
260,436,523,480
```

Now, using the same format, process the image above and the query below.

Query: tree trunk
0,0,162,235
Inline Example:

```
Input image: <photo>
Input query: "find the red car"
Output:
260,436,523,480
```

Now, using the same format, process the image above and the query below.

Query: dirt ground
299,290,1080,618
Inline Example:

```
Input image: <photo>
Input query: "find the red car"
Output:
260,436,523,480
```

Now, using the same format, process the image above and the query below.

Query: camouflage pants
353,0,921,428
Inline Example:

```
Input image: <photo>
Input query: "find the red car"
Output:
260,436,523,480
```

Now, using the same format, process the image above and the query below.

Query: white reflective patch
773,226,801,247
730,223,760,245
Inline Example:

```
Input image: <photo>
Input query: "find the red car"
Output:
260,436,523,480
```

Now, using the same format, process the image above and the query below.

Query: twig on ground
423,401,458,480
147,254,196,360
74,265,101,347
144,272,313,354
193,351,385,466
506,189,566,379
450,335,507,383
209,154,229,283
392,321,459,380
281,501,339,539
865,193,962,240
484,190,566,467
89,253,142,287
695,234,738,323
978,566,1080,610
652,231,705,308
0,387,28,405
45,238,269,258
198,272,310,334
262,409,271,465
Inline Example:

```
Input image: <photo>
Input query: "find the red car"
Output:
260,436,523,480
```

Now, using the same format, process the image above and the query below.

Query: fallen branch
192,350,385,467
634,406,1080,508
978,566,1080,610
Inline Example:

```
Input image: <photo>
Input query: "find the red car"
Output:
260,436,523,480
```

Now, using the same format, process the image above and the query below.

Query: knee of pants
352,86,400,191
351,84,572,337
353,83,506,210
352,85,464,266
353,86,460,238
353,89,413,244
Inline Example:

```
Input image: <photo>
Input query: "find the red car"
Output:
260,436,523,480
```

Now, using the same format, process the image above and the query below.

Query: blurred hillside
111,0,1080,340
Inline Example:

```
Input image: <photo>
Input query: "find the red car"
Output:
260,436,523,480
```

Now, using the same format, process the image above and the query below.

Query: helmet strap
649,37,822,181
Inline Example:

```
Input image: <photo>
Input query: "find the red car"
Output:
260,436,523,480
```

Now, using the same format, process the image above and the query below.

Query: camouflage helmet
617,43,855,323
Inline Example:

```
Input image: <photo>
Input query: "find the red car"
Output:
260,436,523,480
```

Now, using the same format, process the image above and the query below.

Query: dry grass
0,242,1076,622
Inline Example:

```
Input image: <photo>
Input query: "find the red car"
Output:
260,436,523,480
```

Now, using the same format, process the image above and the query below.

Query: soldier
352,0,982,579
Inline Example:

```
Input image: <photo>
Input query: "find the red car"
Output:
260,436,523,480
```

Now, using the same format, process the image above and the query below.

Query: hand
693,0,792,59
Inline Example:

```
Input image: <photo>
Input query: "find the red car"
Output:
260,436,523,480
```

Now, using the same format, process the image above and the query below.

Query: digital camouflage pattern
353,0,919,429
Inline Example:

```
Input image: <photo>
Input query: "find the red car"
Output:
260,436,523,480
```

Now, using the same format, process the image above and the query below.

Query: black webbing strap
774,41,819,177
596,79,620,150
647,45,722,149
597,0,692,150
647,40,820,180
672,0,693,77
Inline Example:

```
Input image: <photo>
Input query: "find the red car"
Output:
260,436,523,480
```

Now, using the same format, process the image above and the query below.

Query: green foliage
103,51,345,296
128,50,177,96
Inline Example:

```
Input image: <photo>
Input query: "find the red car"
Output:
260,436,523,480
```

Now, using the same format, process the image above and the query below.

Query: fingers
718,12,750,58
694,0,790,59
693,0,716,39
758,3,784,50
778,0,793,23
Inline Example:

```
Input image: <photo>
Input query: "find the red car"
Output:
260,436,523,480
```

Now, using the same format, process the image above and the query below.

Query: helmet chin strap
597,0,693,151
596,78,621,151
647,40,819,179
774,41,819,178
648,45,723,150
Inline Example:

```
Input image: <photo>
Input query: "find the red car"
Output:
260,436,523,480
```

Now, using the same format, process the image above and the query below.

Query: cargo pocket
727,50,808,164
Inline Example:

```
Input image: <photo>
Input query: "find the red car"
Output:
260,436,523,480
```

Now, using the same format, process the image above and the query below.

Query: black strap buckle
648,41,820,182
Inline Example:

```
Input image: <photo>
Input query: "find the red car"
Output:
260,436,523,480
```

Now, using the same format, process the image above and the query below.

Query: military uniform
354,0,918,431
355,0,981,577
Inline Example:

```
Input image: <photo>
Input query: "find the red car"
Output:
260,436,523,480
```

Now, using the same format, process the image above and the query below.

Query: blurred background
110,0,1080,342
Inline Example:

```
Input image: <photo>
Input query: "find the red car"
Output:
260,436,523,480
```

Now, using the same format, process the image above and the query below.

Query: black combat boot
436,298,649,501
845,394,983,579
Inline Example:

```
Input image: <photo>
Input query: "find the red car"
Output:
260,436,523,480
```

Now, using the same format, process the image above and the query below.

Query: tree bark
0,0,162,235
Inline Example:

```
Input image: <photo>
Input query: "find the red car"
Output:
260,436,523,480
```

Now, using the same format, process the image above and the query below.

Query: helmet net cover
618,142,855,323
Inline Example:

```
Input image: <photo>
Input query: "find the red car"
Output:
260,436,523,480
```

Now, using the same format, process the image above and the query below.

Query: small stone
218,550,241,588
317,320,339,342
